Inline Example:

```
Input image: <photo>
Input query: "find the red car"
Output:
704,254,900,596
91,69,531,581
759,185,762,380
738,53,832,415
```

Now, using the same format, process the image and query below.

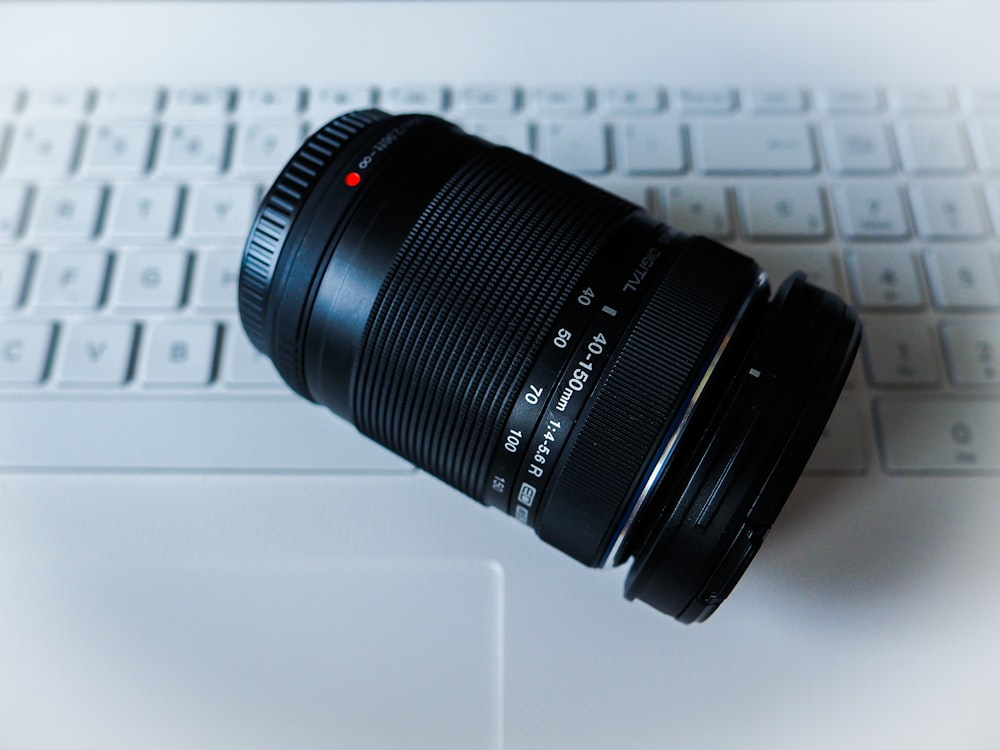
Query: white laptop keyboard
0,84,998,475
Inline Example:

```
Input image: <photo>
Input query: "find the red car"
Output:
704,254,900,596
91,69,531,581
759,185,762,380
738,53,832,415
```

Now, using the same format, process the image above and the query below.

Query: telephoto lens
239,110,861,623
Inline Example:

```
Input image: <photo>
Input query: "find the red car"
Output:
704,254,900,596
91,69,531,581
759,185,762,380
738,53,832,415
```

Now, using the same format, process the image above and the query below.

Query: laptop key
537,120,608,174
746,88,807,114
531,87,591,116
0,321,54,384
896,120,971,174
33,250,109,310
184,183,259,239
923,247,1000,309
112,250,190,311
139,320,219,387
237,87,303,117
940,321,1000,387
909,182,987,239
614,121,685,174
816,88,883,114
5,122,81,177
191,250,240,312
822,120,896,174
106,182,182,240
78,120,156,178
456,86,518,117
875,397,1000,472
231,121,306,178
55,320,136,386
157,121,230,177
93,86,162,117
862,320,942,387
737,183,828,239
889,89,955,113
677,87,737,114
660,183,731,238
383,86,448,114
601,87,661,115
833,183,910,239
28,183,105,240
844,248,926,309
692,120,816,174
21,88,92,118
165,87,232,118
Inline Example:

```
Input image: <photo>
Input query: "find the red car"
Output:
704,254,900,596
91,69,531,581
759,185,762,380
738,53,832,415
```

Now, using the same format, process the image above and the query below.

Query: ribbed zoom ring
536,241,762,567
354,147,637,497
239,109,389,359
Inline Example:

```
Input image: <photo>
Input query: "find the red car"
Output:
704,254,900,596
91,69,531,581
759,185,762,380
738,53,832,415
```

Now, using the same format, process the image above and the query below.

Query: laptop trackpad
0,560,503,750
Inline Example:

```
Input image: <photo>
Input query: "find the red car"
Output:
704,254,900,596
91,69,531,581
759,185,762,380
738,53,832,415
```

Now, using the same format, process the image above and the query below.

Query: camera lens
239,110,861,623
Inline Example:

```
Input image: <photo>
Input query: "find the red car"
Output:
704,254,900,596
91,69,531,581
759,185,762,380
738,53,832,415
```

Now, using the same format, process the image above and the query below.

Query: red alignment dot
345,171,361,187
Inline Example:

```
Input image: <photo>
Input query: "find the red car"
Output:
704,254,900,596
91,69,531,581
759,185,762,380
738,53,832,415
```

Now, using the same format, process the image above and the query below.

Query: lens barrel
239,110,861,623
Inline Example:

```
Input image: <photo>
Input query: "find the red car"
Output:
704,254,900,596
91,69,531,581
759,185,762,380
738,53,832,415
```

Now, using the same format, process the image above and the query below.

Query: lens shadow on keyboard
754,465,986,621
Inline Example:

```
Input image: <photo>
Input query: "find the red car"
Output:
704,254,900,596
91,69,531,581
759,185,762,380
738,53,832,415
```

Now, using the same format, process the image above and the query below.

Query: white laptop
1,1,999,748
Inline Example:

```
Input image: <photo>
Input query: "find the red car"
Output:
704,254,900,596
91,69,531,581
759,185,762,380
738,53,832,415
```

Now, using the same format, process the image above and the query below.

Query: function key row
0,121,303,180
3,86,1000,120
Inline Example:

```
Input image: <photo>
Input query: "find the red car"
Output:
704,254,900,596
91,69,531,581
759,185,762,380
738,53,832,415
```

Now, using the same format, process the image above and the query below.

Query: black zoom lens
239,110,861,623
